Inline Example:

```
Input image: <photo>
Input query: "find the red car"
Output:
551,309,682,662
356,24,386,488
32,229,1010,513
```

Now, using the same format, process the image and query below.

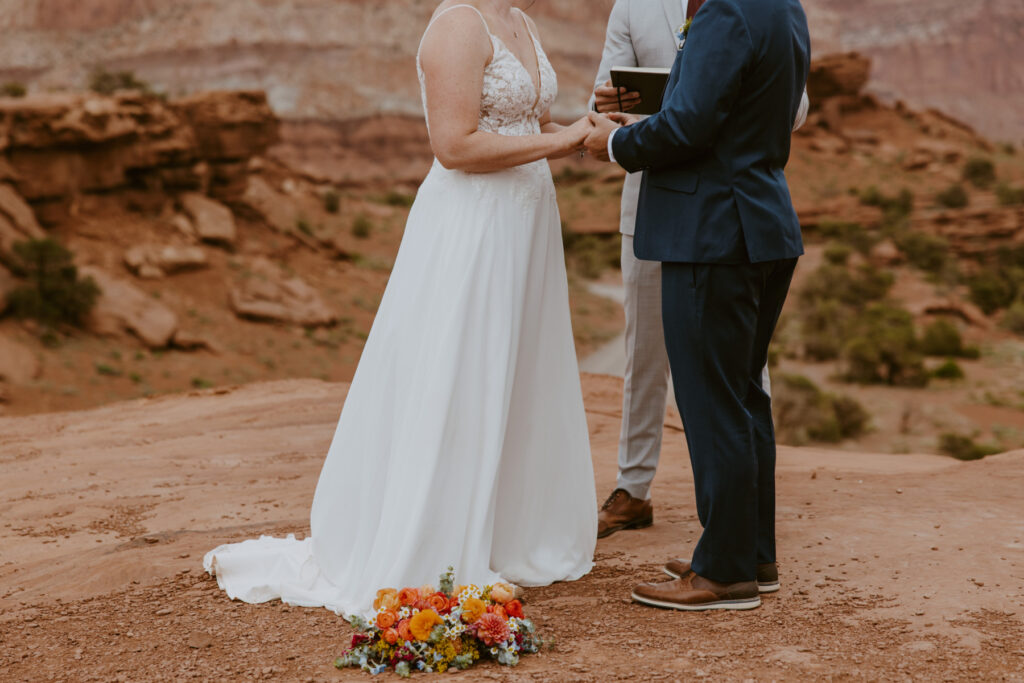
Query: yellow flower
409,608,443,641
461,597,486,623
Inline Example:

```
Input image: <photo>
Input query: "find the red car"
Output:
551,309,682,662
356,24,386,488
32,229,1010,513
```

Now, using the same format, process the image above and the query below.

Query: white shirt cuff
607,128,618,164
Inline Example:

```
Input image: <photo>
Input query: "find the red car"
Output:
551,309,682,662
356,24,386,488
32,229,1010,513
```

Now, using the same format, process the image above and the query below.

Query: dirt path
1,375,1023,681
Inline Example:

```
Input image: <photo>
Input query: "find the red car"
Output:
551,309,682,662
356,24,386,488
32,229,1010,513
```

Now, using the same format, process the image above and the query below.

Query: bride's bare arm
419,8,590,173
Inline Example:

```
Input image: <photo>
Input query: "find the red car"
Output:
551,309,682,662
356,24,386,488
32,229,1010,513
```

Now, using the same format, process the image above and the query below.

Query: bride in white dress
204,0,598,617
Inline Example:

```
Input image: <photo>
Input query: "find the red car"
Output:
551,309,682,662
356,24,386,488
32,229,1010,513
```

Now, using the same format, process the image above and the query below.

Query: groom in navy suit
585,0,810,611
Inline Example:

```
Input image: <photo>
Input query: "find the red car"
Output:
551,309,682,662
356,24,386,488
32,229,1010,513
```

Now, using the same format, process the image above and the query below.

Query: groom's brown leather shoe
663,558,781,593
597,489,653,539
632,573,761,611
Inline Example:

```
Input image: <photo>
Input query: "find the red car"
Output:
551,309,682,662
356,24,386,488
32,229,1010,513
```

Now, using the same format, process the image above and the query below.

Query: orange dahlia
475,612,511,646
382,628,399,645
427,591,451,614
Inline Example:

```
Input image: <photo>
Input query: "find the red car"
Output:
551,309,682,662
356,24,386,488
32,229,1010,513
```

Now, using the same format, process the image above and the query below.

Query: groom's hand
583,112,621,163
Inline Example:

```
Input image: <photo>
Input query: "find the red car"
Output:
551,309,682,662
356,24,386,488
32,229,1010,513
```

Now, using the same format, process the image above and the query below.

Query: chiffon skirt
204,160,597,617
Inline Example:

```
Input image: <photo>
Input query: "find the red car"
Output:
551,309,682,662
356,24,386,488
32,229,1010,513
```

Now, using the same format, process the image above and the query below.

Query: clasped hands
563,111,642,162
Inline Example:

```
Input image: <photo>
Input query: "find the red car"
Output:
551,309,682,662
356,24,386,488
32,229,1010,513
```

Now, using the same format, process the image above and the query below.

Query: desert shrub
858,186,914,225
3,239,100,327
351,214,373,239
88,68,151,95
801,299,846,361
553,166,595,185
935,183,969,209
938,433,1000,461
569,234,620,279
1001,300,1024,336
895,231,949,274
296,217,313,236
967,270,1017,315
842,302,928,386
773,374,869,445
1,82,26,97
379,190,415,208
95,362,121,377
995,183,1024,207
919,318,978,358
823,242,852,266
931,359,965,380
962,157,996,189
323,188,341,214
817,220,878,255
800,263,893,310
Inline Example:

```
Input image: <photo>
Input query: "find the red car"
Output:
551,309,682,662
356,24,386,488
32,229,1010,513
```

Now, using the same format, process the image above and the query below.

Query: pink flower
474,612,511,646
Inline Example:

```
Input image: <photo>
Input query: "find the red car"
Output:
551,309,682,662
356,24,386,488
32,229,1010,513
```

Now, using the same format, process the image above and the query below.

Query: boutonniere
676,18,693,49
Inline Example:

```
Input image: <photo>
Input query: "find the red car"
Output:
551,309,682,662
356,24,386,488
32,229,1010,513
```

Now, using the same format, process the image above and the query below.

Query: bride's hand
559,116,596,153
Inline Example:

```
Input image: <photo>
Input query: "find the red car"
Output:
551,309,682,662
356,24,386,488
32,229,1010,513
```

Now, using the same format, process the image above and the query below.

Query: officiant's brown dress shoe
663,558,781,593
597,489,653,539
632,573,761,611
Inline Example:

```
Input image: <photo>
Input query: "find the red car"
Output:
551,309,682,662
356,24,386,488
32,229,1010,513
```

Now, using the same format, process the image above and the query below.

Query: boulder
124,244,209,278
0,263,15,312
180,193,236,246
80,266,178,348
0,182,45,254
241,175,298,234
229,258,336,327
869,239,903,266
807,52,871,101
0,334,41,384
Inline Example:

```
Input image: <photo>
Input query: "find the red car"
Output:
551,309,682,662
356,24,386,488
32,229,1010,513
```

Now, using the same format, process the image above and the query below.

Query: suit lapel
661,0,685,42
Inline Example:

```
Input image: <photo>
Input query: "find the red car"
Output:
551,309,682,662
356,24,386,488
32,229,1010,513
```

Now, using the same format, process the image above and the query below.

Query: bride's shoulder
420,2,493,68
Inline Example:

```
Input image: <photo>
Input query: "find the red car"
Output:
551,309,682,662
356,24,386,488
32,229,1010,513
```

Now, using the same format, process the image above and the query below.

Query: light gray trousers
617,235,772,501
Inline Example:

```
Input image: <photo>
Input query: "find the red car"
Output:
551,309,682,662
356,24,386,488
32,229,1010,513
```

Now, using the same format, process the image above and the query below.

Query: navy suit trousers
660,257,797,583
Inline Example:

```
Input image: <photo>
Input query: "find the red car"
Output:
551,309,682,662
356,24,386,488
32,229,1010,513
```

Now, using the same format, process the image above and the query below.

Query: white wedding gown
204,5,597,617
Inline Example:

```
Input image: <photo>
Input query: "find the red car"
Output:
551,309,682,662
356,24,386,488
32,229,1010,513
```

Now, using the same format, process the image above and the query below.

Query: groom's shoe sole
597,518,653,539
631,591,762,611
663,563,781,594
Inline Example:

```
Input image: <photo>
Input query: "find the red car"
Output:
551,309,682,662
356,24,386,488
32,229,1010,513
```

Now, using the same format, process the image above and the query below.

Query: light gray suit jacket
591,0,809,236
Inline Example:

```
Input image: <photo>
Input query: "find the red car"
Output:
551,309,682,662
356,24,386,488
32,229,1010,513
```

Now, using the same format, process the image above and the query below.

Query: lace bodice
417,5,558,138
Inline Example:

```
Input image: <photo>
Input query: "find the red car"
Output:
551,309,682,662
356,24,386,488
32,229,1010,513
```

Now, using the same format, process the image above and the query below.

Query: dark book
610,66,671,116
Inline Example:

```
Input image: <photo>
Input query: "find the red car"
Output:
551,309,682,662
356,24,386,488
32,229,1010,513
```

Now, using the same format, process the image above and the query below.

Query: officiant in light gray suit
592,0,809,539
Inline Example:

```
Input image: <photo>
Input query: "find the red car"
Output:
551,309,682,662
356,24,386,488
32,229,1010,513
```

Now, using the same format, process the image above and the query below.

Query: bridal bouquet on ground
335,568,542,677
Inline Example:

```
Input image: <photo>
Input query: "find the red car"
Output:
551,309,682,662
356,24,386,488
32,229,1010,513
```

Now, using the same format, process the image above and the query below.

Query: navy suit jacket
611,0,810,264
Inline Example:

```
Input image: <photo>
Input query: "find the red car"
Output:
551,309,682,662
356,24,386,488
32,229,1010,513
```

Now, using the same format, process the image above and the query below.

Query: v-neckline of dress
489,9,543,112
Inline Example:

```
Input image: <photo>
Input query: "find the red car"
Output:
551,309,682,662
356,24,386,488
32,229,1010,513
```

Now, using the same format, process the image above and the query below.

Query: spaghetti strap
424,4,492,38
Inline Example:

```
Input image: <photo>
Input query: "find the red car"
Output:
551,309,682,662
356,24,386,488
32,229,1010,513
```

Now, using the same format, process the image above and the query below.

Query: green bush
801,299,846,361
920,318,978,357
1001,300,1024,336
895,231,949,274
817,220,878,255
296,218,313,236
800,264,893,310
823,242,852,266
773,374,870,445
842,302,928,386
995,183,1024,207
938,433,1000,461
962,157,996,189
935,184,969,209
931,359,965,380
323,188,341,214
351,214,373,239
569,234,621,279
88,68,151,95
553,166,596,186
3,239,100,327
1,82,27,97
967,270,1017,315
379,190,415,208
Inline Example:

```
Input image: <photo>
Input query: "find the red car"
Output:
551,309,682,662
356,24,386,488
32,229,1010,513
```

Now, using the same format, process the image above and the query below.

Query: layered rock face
0,0,1019,141
0,90,278,208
